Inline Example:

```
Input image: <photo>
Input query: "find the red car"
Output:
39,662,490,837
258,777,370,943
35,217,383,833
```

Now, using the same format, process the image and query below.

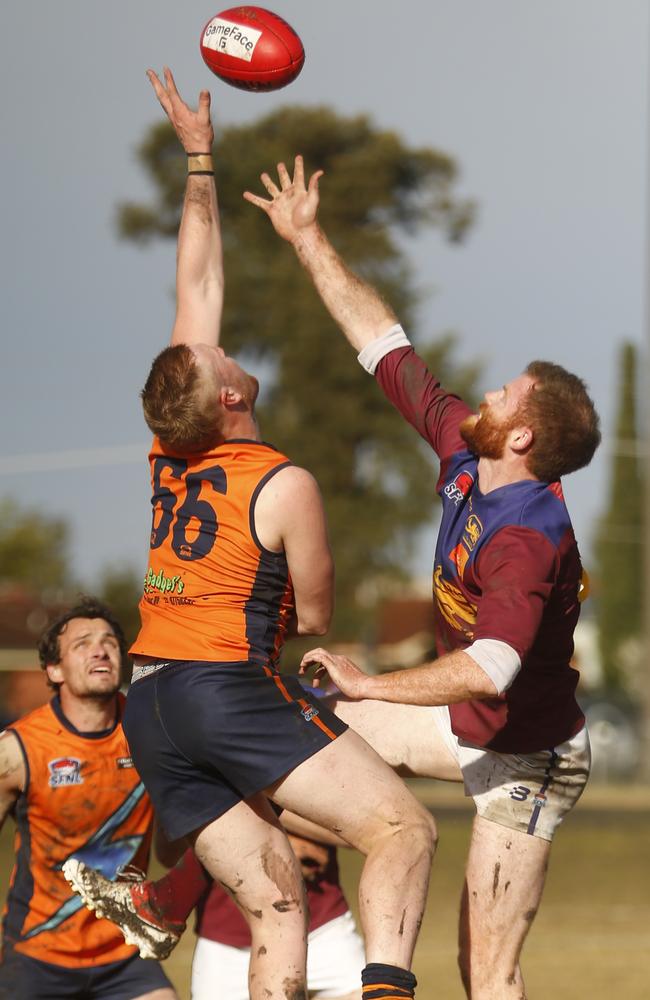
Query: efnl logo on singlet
48,757,83,788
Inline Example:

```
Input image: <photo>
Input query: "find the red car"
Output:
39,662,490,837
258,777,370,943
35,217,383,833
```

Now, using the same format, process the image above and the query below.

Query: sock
362,962,417,999
146,848,212,926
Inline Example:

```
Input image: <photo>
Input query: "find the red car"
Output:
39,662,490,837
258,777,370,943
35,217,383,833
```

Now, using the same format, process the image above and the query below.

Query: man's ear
45,664,64,686
509,425,534,454
219,385,244,409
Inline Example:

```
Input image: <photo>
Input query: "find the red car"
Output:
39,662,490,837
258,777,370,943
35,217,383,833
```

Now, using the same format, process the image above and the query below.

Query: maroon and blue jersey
375,346,585,753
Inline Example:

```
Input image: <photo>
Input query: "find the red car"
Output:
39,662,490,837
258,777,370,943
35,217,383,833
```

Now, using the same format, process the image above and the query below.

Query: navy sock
361,963,417,999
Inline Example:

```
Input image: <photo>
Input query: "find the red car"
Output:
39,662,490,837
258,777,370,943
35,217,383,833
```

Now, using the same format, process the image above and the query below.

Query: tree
95,565,144,651
0,498,70,594
119,106,479,639
595,341,644,689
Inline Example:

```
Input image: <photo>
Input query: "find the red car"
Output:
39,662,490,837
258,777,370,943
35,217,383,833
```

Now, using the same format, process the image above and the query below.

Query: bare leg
192,794,309,1000
268,728,437,969
331,697,462,780
458,816,550,999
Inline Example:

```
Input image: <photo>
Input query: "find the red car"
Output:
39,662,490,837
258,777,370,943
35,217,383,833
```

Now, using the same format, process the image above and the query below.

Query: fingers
163,66,180,99
146,68,171,112
293,154,305,188
198,89,212,123
277,161,292,190
260,171,281,198
243,190,272,212
308,169,324,194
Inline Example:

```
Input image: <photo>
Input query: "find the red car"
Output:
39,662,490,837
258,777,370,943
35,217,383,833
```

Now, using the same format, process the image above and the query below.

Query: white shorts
191,910,364,1000
431,706,591,841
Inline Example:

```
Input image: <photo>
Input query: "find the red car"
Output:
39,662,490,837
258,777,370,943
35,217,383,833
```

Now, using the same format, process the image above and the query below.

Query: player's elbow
295,612,331,637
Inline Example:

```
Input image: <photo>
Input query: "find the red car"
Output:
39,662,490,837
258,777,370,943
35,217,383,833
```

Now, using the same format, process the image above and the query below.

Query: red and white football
200,7,304,91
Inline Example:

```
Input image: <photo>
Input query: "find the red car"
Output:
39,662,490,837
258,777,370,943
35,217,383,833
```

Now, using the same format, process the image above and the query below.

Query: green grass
2,795,649,999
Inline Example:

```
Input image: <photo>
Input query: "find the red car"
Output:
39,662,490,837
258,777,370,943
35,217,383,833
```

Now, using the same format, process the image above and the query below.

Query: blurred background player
65,70,434,1000
243,156,600,1000
0,597,176,1000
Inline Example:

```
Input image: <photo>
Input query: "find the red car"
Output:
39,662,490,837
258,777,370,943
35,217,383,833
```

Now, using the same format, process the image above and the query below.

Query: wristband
187,153,214,175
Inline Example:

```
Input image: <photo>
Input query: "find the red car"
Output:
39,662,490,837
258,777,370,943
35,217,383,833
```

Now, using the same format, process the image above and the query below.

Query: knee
414,802,438,856
393,801,438,862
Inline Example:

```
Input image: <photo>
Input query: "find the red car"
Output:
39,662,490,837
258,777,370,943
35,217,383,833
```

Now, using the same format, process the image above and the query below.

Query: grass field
2,782,649,998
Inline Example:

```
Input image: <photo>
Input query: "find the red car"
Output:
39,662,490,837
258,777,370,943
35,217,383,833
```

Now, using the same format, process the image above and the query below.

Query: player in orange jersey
66,70,435,1000
0,598,177,1000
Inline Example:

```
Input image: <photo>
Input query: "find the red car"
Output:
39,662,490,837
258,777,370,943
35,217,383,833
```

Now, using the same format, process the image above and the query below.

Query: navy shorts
122,660,348,840
0,945,172,1000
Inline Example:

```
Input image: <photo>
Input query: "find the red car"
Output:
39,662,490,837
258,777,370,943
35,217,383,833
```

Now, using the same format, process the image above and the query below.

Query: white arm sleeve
464,638,522,695
357,324,412,375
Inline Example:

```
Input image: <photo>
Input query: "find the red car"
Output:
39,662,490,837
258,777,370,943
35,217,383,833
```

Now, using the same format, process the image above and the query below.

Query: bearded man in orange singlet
0,598,177,1000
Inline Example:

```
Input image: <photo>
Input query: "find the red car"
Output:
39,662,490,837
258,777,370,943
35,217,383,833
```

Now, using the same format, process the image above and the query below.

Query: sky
1,0,648,590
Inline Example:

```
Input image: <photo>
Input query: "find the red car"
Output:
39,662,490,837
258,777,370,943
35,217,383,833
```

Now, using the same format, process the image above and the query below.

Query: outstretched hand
299,648,370,701
147,67,214,153
243,155,323,243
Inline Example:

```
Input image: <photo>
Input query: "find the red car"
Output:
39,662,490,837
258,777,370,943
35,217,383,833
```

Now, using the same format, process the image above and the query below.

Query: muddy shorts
431,706,591,841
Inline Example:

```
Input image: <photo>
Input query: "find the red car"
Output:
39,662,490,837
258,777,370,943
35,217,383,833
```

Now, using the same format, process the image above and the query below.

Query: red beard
460,404,519,459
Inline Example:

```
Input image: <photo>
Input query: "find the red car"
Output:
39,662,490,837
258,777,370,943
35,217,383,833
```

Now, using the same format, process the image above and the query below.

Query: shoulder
7,701,52,737
0,728,27,795
518,481,575,547
256,465,321,507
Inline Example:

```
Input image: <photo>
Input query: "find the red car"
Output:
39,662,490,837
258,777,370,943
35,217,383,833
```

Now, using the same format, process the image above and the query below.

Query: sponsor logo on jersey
48,757,83,788
462,514,483,551
301,705,319,723
116,756,134,769
144,566,185,596
443,470,474,506
449,541,470,577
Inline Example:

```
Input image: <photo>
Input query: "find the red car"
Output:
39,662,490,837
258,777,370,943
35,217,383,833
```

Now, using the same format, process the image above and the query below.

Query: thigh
191,793,306,920
306,912,364,999
460,726,591,841
268,728,431,854
191,937,251,1000
123,672,241,842
331,696,462,781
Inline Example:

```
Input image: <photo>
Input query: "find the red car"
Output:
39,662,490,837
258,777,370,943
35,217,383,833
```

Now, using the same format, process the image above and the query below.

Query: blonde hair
141,345,224,453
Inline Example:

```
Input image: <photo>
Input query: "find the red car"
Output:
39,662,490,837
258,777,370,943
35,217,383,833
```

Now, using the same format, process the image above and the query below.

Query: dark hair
38,596,128,691
522,360,601,481
141,344,223,453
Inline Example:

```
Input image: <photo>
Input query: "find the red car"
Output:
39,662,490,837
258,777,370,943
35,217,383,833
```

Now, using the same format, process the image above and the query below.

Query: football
200,7,305,91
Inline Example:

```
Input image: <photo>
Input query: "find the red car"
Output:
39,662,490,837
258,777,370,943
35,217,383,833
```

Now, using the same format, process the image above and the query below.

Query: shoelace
115,864,146,883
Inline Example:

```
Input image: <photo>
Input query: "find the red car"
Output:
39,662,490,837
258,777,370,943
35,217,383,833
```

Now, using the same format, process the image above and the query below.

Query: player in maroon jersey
243,157,600,1000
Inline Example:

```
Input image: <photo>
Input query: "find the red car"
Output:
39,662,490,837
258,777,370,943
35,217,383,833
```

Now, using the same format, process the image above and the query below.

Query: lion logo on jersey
433,565,477,639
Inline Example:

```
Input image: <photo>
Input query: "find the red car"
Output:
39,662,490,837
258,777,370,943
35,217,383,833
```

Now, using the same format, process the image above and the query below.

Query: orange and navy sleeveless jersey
2,695,153,968
131,437,296,665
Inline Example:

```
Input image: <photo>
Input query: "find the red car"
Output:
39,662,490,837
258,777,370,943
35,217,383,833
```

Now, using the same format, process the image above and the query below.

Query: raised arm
254,465,334,636
244,156,397,351
148,68,223,347
0,731,25,832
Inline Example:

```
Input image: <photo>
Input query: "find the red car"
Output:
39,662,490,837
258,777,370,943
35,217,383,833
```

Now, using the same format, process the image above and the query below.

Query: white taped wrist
464,638,521,695
357,324,411,374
